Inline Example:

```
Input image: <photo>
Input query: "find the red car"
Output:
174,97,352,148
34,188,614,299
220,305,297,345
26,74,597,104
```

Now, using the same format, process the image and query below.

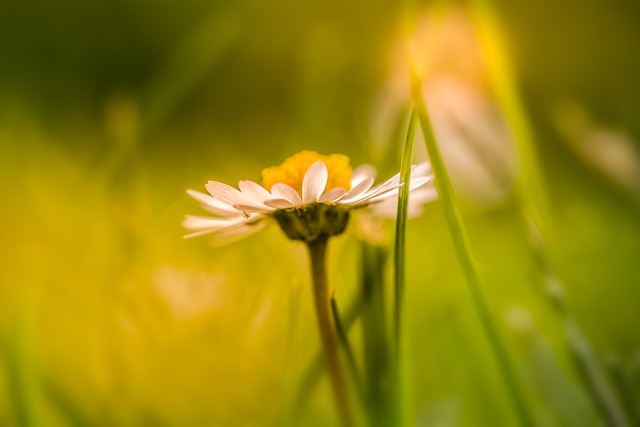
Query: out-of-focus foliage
1,0,639,425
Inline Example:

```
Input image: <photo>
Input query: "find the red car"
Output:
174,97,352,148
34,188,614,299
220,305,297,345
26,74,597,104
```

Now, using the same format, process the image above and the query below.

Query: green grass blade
532,227,631,426
566,320,630,427
394,108,417,352
331,297,364,399
391,107,418,427
607,354,640,424
469,4,631,424
359,240,393,427
410,71,536,427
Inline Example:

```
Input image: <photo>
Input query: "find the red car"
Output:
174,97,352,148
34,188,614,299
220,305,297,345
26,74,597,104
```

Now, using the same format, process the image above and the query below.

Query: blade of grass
394,108,417,351
469,3,631,424
360,240,393,427
392,108,418,427
565,319,630,427
607,354,640,425
331,297,364,399
539,259,630,426
528,216,631,426
410,69,536,427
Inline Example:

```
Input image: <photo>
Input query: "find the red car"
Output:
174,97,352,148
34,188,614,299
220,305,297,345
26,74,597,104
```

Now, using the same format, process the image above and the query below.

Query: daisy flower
183,150,434,243
183,150,435,427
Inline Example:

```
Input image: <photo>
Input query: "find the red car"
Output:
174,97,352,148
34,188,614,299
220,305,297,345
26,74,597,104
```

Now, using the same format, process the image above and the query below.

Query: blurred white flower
423,77,518,205
372,7,519,206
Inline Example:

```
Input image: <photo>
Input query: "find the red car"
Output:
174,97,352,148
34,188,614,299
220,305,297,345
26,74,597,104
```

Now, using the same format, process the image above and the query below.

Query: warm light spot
261,151,352,195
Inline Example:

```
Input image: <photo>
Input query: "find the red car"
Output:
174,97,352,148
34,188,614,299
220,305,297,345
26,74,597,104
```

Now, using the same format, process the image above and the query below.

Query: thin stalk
394,108,417,352
411,70,536,427
360,240,393,427
607,354,640,425
392,108,418,427
331,297,364,399
565,320,629,427
306,237,354,427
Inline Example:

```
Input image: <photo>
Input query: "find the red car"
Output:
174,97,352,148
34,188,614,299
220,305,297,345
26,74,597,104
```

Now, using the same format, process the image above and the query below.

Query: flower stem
306,237,354,427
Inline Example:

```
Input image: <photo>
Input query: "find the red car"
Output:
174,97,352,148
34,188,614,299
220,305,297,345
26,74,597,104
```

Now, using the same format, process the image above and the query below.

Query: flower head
184,151,435,243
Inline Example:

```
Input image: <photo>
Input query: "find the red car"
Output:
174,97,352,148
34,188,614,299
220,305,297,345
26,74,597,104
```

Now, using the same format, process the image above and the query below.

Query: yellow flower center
261,151,352,195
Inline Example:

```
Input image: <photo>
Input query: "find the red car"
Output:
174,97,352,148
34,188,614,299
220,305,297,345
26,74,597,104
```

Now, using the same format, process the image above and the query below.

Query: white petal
183,215,245,230
318,187,346,202
183,214,266,239
409,176,432,190
339,177,374,202
232,203,274,213
341,187,398,205
375,165,419,190
367,177,433,204
410,185,438,204
368,185,437,219
412,162,432,177
366,198,412,219
387,165,418,187
209,219,269,245
264,198,295,209
183,219,256,239
340,166,426,207
366,197,399,218
186,189,241,216
302,161,328,203
183,228,224,239
367,188,402,203
361,164,437,219
238,180,273,203
351,164,377,187
271,183,303,205
344,177,400,205
205,181,250,206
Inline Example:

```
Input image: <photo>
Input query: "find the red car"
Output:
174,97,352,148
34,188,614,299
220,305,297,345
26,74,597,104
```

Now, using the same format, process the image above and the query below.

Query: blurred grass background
1,0,640,425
